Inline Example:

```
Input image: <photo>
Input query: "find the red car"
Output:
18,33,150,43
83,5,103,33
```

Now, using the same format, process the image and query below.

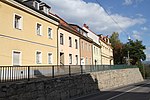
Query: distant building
83,24,101,65
99,35,114,65
70,24,93,65
0,0,59,66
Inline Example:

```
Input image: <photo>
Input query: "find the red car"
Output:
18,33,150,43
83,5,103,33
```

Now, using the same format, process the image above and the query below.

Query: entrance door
60,52,64,65
81,58,85,65
81,58,85,70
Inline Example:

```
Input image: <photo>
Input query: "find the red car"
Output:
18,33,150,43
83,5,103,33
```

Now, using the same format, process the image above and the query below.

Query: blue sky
43,0,150,61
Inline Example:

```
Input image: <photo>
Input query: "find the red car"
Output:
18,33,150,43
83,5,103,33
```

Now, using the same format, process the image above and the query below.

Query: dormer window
44,7,50,14
40,3,51,14
34,1,39,10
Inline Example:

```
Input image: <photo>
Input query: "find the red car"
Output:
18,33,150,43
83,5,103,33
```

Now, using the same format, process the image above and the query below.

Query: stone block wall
0,68,143,100
90,68,143,90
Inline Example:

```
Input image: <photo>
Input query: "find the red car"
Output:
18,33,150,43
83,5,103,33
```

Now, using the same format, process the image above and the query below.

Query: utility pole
127,36,131,65
127,51,130,65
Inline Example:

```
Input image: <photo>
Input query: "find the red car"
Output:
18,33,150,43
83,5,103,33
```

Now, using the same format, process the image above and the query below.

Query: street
75,80,150,100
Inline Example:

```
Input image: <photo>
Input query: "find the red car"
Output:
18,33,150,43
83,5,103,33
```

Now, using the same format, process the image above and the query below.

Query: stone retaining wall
0,68,143,100
90,68,143,90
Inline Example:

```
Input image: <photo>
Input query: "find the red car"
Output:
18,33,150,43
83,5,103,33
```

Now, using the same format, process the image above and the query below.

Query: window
48,53,52,64
36,51,42,64
69,37,72,47
13,51,21,66
85,43,87,50
44,7,50,14
86,43,88,51
89,45,91,51
69,54,72,64
36,23,42,35
75,55,78,65
96,48,97,54
60,33,63,45
89,58,91,65
34,1,39,10
75,39,78,49
86,57,88,65
48,28,52,39
14,14,22,30
82,41,84,49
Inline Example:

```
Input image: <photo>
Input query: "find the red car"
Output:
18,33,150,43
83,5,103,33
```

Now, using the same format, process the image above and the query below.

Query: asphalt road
75,80,150,100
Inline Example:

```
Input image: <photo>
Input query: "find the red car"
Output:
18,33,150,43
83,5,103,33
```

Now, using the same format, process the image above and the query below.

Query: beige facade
99,35,114,65
57,19,80,65
92,44,101,65
0,0,59,66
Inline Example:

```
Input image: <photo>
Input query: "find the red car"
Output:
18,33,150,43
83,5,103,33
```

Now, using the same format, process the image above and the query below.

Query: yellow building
0,0,59,66
99,35,114,65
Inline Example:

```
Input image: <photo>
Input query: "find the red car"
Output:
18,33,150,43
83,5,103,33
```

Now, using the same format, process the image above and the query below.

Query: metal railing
0,65,137,83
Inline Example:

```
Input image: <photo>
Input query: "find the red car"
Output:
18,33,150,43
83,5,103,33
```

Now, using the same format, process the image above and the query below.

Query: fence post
69,65,71,76
81,65,83,74
52,66,54,78
28,66,30,81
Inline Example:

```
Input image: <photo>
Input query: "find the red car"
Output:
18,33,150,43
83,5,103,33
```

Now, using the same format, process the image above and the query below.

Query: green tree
123,39,146,65
110,32,124,64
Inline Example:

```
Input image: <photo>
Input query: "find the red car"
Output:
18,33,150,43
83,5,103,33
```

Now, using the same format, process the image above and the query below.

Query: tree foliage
123,40,146,65
110,32,146,65
110,32,124,64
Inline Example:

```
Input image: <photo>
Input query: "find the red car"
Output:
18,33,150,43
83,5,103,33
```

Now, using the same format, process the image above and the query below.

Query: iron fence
0,65,137,83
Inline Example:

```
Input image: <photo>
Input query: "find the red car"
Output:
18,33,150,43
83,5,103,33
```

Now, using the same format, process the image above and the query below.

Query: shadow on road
75,90,150,100
74,81,150,100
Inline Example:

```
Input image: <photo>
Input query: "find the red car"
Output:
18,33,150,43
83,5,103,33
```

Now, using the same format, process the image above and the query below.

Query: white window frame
75,39,78,49
60,33,64,45
44,7,50,14
69,37,72,47
75,55,78,65
36,22,42,36
35,50,42,64
47,52,53,64
48,27,53,39
69,54,72,64
13,13,23,30
12,50,22,66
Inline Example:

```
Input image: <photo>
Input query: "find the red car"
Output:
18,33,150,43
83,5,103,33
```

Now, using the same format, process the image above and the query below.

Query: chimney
83,24,89,29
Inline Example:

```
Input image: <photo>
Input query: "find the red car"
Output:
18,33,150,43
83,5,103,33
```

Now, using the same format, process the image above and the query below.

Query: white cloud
43,0,146,34
132,30,142,40
141,27,148,31
123,0,133,5
146,47,150,51
123,0,143,6
136,13,143,17
146,54,150,61
145,47,150,61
